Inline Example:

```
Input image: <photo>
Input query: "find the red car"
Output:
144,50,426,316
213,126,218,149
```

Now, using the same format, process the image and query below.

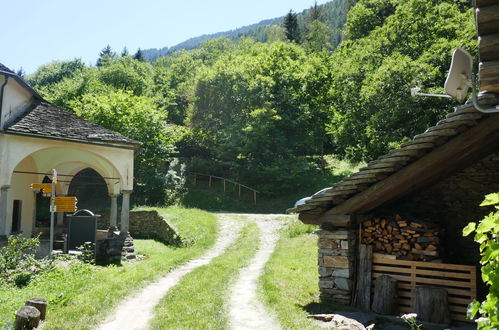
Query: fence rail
189,172,259,205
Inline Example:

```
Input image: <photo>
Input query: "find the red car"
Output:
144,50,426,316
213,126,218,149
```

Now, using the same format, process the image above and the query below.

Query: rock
332,268,351,278
334,277,351,290
309,313,366,330
323,256,349,268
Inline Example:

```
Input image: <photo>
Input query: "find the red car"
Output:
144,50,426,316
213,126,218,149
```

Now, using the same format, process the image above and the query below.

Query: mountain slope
142,0,351,61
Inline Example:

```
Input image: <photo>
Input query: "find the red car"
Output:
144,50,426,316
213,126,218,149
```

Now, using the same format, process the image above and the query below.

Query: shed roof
289,94,499,225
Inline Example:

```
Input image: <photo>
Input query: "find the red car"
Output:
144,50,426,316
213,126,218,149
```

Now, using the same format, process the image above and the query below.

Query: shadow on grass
182,171,349,214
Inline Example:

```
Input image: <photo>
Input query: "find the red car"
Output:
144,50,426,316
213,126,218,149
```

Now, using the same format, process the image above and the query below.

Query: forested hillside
26,0,476,206
142,0,350,61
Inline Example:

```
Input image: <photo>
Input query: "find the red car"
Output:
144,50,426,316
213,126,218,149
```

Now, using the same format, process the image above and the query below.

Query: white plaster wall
9,156,37,235
0,133,135,236
0,76,32,129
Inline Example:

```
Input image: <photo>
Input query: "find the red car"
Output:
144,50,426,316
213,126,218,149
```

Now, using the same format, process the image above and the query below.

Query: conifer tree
283,10,300,43
121,46,129,57
133,48,145,62
96,45,116,67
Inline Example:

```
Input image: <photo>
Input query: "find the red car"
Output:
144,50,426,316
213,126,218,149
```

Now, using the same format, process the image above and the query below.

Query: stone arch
9,146,124,195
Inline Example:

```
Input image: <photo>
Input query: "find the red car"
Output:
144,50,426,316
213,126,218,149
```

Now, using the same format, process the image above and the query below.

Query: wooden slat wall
476,1,499,93
372,255,477,322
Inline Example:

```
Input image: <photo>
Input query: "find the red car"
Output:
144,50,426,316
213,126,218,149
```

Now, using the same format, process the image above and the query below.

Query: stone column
0,185,11,236
120,190,132,234
109,194,119,230
315,229,357,305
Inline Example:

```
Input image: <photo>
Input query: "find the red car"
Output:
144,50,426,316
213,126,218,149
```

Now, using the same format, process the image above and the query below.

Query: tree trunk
371,275,398,315
14,306,40,330
25,298,48,320
414,286,451,324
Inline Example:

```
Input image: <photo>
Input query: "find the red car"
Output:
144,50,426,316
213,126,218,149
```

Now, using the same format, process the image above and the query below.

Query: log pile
361,215,440,261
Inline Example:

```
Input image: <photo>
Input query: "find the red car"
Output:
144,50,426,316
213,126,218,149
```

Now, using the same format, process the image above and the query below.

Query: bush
463,192,499,329
76,242,95,264
13,271,32,287
0,234,54,285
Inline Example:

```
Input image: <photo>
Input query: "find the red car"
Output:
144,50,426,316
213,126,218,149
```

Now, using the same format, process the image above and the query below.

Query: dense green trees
27,0,477,199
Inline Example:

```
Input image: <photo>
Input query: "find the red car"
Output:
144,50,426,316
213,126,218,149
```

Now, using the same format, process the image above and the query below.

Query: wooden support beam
298,212,353,229
475,0,499,8
479,33,499,61
480,60,499,93
314,113,499,222
476,4,499,36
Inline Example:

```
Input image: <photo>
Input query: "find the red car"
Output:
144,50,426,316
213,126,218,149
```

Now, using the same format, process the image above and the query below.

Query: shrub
13,271,32,287
76,242,95,264
463,192,499,329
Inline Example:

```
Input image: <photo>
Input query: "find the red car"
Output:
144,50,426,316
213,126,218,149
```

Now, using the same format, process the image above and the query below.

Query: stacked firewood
361,215,440,261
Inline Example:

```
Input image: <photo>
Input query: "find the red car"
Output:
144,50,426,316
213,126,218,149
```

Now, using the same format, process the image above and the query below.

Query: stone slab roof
288,94,499,214
0,63,15,74
4,101,141,147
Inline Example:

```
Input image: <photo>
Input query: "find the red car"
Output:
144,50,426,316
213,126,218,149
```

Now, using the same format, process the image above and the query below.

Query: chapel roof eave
3,100,142,149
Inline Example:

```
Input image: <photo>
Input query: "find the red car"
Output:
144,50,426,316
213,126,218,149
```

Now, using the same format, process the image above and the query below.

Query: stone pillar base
315,229,357,305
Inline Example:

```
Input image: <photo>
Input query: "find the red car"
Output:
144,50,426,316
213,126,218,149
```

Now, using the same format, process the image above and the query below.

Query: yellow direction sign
30,183,52,194
51,197,78,213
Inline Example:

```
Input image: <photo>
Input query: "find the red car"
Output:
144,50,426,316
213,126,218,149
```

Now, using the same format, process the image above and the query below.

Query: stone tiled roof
0,63,15,74
288,94,499,214
4,101,141,147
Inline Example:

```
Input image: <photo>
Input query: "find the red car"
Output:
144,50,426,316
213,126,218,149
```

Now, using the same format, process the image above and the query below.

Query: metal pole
238,184,241,199
223,179,226,193
49,169,57,256
254,191,257,205
209,176,212,188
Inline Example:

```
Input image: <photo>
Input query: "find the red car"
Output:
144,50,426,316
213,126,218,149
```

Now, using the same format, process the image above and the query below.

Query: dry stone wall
316,229,356,304
128,210,182,246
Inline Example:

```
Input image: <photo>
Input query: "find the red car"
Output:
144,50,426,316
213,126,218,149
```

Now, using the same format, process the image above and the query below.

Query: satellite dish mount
411,48,499,113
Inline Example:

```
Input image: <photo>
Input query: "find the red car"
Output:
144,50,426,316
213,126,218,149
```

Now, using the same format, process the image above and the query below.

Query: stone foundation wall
128,210,182,246
316,229,356,304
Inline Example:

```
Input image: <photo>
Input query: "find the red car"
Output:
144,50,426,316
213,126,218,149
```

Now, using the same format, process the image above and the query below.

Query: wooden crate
372,254,477,322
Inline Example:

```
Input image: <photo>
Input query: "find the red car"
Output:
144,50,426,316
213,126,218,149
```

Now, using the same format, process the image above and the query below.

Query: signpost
49,169,57,255
51,197,78,213
30,170,78,256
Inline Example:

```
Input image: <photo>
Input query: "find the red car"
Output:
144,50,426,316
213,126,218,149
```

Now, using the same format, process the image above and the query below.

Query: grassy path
99,215,243,329
150,216,260,329
228,215,282,330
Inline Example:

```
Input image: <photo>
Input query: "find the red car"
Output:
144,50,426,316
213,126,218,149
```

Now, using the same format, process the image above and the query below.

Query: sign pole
49,169,57,256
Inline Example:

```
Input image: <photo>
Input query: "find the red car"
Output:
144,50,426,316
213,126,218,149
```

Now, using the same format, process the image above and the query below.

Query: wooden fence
372,254,477,322
190,172,259,205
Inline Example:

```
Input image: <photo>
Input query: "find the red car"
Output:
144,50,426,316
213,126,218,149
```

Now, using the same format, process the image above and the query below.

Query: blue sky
2,0,330,74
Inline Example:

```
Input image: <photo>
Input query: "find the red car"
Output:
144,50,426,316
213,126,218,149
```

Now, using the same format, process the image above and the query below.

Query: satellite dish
444,48,472,104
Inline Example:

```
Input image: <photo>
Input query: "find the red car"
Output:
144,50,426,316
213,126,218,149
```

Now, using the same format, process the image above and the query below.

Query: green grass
150,221,259,329
0,207,218,329
259,216,355,329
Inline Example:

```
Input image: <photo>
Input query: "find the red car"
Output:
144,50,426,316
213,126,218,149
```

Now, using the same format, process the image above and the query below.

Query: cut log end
14,305,40,330
25,297,48,320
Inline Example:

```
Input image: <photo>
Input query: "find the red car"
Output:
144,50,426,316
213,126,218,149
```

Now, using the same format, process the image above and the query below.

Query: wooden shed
288,1,499,323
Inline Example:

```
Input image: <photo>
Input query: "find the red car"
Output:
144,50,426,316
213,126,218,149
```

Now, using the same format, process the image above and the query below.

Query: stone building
288,1,499,322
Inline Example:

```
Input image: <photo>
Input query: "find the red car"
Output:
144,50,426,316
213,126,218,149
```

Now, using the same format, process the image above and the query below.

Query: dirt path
228,214,283,330
98,216,242,330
